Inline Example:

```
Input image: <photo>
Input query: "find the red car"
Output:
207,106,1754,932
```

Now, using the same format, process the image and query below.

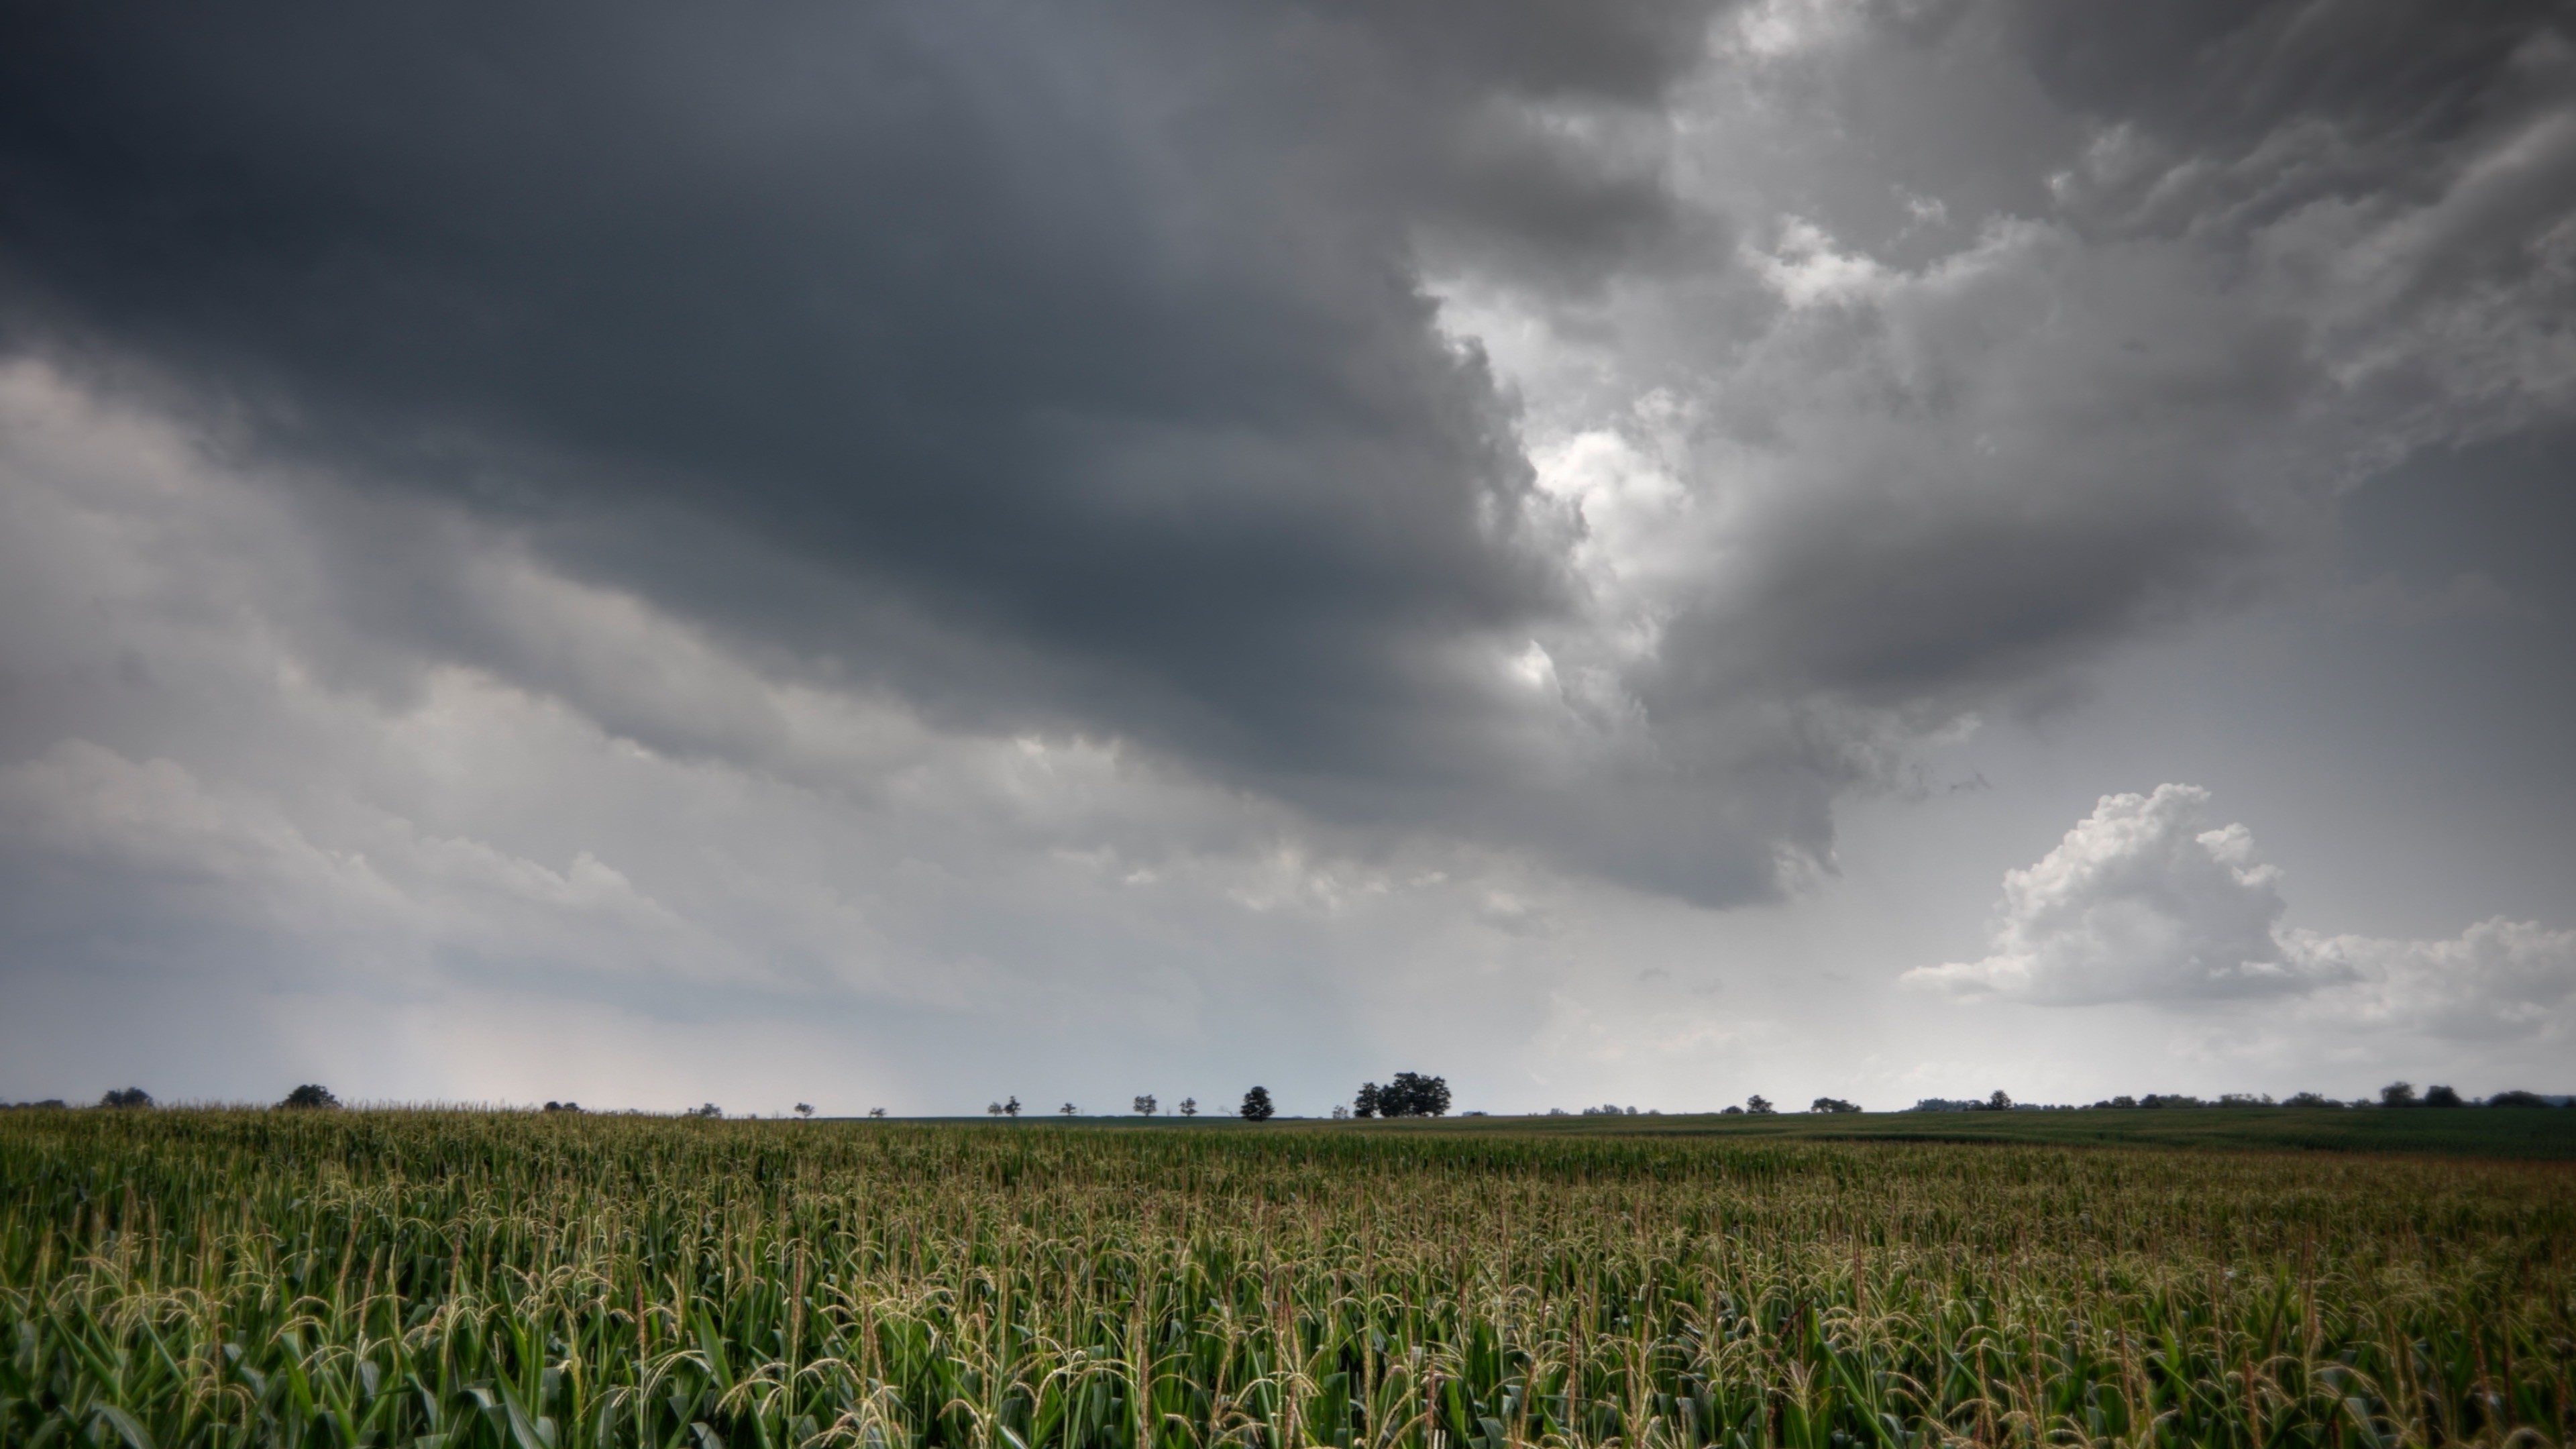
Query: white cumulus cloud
1903,784,2337,1004
1908,785,2576,1046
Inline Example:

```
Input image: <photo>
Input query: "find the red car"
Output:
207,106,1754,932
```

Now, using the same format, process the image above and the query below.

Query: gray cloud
8,0,2573,906
0,0,2571,1128
1457,0,2576,851
0,7,1676,756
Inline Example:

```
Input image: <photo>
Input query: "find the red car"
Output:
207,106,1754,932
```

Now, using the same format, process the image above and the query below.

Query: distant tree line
15,1075,2559,1119
1907,1083,2568,1111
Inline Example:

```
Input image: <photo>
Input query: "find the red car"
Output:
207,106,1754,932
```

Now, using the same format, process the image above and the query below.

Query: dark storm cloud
2007,0,2567,160
5,0,2571,911
1613,0,2576,729
0,0,1716,797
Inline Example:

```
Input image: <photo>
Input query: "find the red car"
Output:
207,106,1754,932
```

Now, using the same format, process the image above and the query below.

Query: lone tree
1809,1096,1860,1114
1986,1089,2014,1112
1240,1086,1275,1122
2489,1089,2551,1108
99,1087,152,1109
987,1102,1005,1116
2381,1081,2419,1108
1004,1095,1022,1117
795,1102,814,1118
1353,1082,1381,1118
868,1107,888,1118
1375,1073,1451,1118
1059,1102,1077,1116
1178,1097,1197,1117
1746,1095,1776,1115
1133,1094,1157,1116
279,1084,339,1110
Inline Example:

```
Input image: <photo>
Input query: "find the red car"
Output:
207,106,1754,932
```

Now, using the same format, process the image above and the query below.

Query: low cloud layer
1909,785,2576,1046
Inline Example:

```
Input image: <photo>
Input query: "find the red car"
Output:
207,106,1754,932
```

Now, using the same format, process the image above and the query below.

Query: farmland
4,1109,2571,1448
1416,1105,2576,1161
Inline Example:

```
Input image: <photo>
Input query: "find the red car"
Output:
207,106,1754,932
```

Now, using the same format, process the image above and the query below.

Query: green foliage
3,1110,2572,1448
1238,1086,1274,1122
278,1084,338,1110
1374,1073,1449,1119
1393,1104,2576,1159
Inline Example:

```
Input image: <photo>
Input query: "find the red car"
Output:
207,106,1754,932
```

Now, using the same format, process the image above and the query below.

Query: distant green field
934,1104,2576,1160
1392,1104,2576,1159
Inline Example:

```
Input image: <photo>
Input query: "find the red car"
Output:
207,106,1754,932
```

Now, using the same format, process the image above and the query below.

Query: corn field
3,1110,2571,1448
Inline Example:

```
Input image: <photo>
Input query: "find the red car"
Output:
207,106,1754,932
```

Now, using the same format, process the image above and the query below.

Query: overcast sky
3,0,2571,1115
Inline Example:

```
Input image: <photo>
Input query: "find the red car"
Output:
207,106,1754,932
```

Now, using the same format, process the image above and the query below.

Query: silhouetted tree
2487,1089,2552,1108
543,1101,582,1113
1379,1073,1450,1118
2284,1091,2337,1108
686,1102,722,1119
1178,1097,1197,1117
1985,1090,2013,1112
2424,1084,2465,1108
1133,1094,1157,1116
1240,1086,1275,1122
869,1107,887,1118
279,1084,339,1110
1746,1095,1776,1115
2381,1081,2418,1108
99,1087,152,1109
795,1102,814,1118
1004,1096,1022,1117
1354,1082,1381,1118
1059,1102,1077,1115
1809,1097,1860,1114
